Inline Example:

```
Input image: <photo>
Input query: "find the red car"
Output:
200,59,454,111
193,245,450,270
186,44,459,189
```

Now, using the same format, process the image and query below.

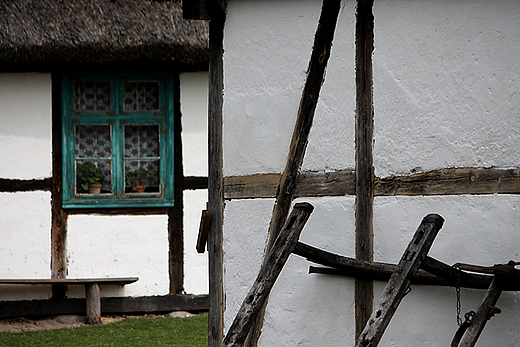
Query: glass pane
124,160,160,194
123,81,160,111
75,124,112,158
74,81,111,111
76,160,112,195
124,125,159,158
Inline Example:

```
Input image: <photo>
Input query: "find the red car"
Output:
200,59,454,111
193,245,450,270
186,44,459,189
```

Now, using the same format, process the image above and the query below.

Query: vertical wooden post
51,71,68,283
169,73,185,295
85,283,101,325
208,16,226,347
355,0,375,340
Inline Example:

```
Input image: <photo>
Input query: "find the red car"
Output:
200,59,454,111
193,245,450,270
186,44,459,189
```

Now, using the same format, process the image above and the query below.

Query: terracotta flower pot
133,185,146,193
88,184,102,194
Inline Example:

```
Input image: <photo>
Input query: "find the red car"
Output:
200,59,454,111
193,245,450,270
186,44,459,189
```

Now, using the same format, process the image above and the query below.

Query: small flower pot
133,185,146,193
88,184,102,194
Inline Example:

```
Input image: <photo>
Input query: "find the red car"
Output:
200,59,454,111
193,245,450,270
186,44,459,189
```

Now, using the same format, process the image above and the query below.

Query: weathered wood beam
223,167,520,200
246,2,342,345
0,294,209,320
0,178,51,192
184,176,208,190
208,17,225,347
355,214,444,347
222,203,314,347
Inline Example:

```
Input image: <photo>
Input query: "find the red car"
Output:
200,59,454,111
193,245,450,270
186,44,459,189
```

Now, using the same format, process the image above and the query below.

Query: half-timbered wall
0,71,209,300
219,0,520,346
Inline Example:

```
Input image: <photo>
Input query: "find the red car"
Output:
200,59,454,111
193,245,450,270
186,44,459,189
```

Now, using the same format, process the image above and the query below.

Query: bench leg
85,283,101,324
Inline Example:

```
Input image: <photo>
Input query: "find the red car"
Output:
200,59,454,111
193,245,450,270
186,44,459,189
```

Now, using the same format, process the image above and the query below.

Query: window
62,71,175,208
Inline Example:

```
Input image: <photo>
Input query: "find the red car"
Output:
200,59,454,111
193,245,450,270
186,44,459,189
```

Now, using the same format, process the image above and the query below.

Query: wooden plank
375,167,520,196
85,283,101,324
246,2,342,345
208,17,225,347
0,178,51,192
196,209,211,253
223,167,520,200
458,277,503,347
355,214,444,347
355,0,375,338
222,203,314,347
295,244,495,290
0,294,209,320
169,73,185,295
0,278,138,285
182,0,225,20
51,71,68,280
184,176,209,190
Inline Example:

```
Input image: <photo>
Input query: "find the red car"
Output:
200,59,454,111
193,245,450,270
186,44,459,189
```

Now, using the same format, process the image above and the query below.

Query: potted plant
125,167,154,193
77,162,105,194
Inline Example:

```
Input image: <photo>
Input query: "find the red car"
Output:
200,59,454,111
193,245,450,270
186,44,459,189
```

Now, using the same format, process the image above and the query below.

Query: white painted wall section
373,0,520,178
67,215,169,297
180,71,209,294
0,192,52,300
223,0,357,177
0,73,52,179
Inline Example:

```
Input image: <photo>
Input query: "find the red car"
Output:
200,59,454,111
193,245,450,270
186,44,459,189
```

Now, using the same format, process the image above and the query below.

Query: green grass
0,313,208,347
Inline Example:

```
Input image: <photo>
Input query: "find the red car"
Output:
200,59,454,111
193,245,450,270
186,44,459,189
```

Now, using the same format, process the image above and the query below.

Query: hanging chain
454,265,462,326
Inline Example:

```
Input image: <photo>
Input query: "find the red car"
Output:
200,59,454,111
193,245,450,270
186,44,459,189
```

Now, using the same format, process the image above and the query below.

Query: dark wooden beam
169,73,185,295
355,0,375,340
51,71,68,280
222,167,520,200
208,17,225,347
0,295,208,320
184,176,208,190
0,178,51,192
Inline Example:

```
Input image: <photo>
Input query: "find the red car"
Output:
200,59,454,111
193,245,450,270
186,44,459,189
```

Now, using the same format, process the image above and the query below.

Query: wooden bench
0,277,138,324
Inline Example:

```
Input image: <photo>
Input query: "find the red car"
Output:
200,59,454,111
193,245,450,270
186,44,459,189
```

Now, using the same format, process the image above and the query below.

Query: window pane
74,81,111,111
75,124,112,158
123,81,160,111
124,160,160,193
124,125,159,158
76,160,112,195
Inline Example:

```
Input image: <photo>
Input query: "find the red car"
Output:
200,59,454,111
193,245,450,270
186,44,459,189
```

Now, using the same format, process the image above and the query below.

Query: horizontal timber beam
0,177,51,192
223,167,520,199
0,294,208,320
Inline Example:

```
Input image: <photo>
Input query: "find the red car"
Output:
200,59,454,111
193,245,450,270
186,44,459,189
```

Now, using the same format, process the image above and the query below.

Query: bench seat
0,277,138,324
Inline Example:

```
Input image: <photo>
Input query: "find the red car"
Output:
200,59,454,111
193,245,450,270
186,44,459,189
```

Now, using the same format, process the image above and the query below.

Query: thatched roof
0,0,209,65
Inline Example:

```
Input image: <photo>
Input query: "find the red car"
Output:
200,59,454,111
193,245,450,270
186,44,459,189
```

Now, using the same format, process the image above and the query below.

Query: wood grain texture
355,214,444,347
208,17,226,347
223,167,520,200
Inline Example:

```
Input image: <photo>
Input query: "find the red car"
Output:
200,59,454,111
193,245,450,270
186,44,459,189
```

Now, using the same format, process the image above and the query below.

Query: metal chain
454,266,462,326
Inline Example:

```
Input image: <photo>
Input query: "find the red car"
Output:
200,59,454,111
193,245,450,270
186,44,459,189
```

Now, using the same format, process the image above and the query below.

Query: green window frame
62,71,175,209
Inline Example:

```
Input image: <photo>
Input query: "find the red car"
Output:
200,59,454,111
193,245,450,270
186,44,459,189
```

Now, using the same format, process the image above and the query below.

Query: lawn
0,313,208,347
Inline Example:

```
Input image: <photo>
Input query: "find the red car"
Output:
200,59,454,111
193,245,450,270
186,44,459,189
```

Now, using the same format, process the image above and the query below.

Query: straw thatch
0,0,208,65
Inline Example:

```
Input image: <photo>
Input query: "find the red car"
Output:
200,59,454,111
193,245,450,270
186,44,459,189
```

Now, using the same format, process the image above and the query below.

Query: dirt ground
0,311,195,334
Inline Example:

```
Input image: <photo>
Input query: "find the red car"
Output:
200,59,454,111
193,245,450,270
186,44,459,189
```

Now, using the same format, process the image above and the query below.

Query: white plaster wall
0,73,52,179
67,215,169,297
223,0,357,176
223,197,357,346
374,195,520,346
180,71,209,294
373,0,520,178
0,192,52,300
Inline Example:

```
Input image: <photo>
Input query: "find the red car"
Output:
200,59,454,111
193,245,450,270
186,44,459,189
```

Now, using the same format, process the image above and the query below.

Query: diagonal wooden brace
355,214,444,347
221,203,314,347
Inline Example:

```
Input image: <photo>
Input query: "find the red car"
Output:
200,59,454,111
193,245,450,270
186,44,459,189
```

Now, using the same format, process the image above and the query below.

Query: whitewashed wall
0,71,209,300
0,73,52,300
180,71,209,294
222,0,520,346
